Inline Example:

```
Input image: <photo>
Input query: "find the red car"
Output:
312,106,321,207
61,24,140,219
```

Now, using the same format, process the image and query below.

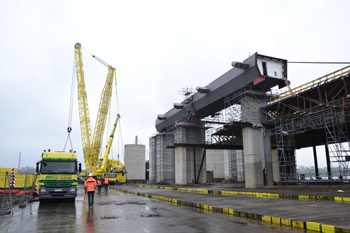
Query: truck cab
36,150,81,201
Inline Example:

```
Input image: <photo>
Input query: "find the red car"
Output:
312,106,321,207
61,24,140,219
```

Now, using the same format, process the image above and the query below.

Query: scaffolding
274,120,297,181
324,109,350,178
149,132,175,184
265,66,350,181
209,86,276,183
151,65,350,184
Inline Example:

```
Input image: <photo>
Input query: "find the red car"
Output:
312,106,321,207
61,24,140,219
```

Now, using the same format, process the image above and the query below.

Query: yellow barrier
0,173,38,189
321,224,335,233
306,222,321,232
0,168,18,173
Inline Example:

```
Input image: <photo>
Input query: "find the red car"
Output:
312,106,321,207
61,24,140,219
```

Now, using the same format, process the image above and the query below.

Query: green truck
36,150,81,201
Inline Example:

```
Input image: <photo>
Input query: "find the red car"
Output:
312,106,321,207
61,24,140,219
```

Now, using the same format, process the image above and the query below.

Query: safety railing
268,65,350,105
297,172,349,184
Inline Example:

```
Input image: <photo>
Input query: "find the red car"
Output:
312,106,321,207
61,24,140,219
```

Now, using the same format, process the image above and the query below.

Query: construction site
150,53,350,189
2,51,350,233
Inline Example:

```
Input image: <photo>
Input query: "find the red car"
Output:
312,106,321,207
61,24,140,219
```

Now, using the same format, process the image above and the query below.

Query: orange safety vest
85,177,97,191
97,179,102,186
104,177,109,184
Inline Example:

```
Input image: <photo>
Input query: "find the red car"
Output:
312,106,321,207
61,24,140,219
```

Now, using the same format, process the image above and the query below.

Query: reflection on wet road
0,186,308,232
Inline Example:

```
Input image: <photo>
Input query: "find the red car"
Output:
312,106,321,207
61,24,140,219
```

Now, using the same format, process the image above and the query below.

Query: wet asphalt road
0,185,310,233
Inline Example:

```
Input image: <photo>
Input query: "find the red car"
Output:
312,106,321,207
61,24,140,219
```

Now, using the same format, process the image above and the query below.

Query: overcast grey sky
1,0,349,169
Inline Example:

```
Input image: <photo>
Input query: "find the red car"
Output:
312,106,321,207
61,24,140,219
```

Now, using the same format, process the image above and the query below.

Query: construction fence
0,168,38,190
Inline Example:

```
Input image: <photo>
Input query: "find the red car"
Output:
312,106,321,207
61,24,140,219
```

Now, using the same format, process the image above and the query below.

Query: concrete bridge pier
174,123,206,185
243,126,273,188
271,149,280,183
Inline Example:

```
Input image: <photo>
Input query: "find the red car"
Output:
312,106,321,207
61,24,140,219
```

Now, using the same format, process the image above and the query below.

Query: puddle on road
141,213,162,217
114,201,146,205
100,216,118,220
97,201,147,206
145,206,157,211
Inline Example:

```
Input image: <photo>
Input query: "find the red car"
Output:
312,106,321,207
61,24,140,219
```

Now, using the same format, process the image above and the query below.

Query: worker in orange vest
84,177,88,194
97,176,102,194
85,173,97,208
104,175,109,193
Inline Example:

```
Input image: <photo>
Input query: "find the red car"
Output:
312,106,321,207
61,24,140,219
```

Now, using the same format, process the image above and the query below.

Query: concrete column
271,149,279,183
241,95,273,188
264,132,273,186
312,134,319,178
175,147,187,184
243,127,273,188
174,122,206,184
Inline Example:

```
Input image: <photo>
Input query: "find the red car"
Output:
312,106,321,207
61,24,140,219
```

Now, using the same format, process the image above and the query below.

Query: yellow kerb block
204,205,208,210
321,224,335,233
223,208,229,214
272,217,281,224
229,209,234,215
262,216,272,223
343,197,350,203
292,220,305,229
306,222,321,232
334,197,343,203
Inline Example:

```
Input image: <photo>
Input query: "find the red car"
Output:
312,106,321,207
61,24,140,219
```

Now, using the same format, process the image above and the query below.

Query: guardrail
297,172,349,184
268,65,350,105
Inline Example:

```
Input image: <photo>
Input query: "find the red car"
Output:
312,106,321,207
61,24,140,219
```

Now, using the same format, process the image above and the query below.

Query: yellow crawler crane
96,114,126,184
74,43,126,183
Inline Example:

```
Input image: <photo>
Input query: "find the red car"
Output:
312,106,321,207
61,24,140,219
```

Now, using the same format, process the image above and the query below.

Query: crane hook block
67,127,72,133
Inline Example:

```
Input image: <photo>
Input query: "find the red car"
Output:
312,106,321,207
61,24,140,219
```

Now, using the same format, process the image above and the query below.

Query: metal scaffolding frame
324,109,350,178
265,66,350,180
274,120,297,181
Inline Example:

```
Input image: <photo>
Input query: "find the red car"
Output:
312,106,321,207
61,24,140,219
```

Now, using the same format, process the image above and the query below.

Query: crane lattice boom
74,43,93,169
74,43,115,174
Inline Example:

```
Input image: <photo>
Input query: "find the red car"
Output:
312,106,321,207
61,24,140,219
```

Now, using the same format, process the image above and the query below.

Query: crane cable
63,56,76,151
80,45,123,161
114,72,125,163
82,45,110,67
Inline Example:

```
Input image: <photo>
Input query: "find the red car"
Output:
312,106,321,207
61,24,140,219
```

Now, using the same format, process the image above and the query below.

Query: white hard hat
89,173,93,177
